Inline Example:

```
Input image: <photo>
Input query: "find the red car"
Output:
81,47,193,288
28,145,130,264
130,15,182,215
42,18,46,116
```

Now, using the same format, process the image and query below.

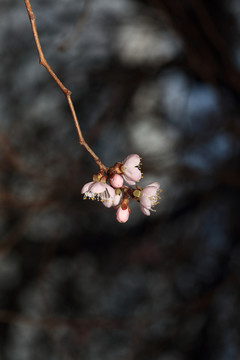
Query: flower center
133,189,141,198
149,190,161,208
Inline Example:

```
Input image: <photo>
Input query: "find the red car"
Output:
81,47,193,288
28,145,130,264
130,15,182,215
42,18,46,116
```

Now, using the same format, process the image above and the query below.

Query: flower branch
24,1,161,223
24,0,108,173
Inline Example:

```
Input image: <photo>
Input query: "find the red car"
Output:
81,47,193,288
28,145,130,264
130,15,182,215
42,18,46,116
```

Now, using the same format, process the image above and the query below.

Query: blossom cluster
81,154,161,223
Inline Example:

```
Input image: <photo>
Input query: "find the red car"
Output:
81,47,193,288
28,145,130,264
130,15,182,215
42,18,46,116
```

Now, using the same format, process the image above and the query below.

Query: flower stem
24,0,108,173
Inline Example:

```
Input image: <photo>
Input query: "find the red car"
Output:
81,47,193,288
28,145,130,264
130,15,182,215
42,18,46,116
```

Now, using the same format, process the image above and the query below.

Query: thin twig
24,0,108,173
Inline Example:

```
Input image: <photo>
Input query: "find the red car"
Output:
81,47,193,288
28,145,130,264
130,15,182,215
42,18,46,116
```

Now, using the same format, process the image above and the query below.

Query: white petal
113,194,122,206
145,182,160,189
81,181,94,194
124,167,141,182
140,204,150,216
90,182,106,194
122,174,136,186
140,195,152,209
123,154,140,168
102,199,113,208
105,184,116,198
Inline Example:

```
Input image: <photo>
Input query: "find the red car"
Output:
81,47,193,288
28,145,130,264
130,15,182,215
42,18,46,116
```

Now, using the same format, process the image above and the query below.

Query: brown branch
24,0,108,173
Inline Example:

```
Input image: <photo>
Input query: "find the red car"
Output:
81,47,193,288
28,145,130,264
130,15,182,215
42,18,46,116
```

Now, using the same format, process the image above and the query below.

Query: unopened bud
110,174,124,188
116,206,129,223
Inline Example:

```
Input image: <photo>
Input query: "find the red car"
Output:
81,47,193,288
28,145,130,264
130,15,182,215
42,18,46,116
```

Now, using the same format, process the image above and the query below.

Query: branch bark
24,0,108,173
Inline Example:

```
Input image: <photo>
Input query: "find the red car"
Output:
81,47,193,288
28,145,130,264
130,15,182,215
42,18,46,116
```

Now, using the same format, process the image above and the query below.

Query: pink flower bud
116,206,129,223
110,174,124,188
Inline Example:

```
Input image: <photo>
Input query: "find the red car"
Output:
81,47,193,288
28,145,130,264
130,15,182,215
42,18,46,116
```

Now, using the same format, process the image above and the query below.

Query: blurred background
0,0,240,359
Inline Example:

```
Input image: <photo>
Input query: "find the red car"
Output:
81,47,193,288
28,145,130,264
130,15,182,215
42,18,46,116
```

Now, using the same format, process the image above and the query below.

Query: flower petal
123,154,140,168
116,207,129,223
122,174,137,186
90,182,106,194
140,195,152,209
140,186,159,209
113,193,122,206
141,186,158,198
145,182,160,190
124,167,141,182
105,184,116,198
140,204,150,216
81,181,94,194
102,199,113,208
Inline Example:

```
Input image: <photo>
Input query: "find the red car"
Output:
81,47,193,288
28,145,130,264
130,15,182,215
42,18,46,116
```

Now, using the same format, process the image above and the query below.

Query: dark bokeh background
0,0,240,359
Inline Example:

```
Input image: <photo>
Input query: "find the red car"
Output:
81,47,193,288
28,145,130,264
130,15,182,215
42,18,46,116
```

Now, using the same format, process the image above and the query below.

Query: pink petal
140,195,152,209
105,184,116,198
123,154,140,168
141,186,157,198
116,207,129,223
140,204,150,216
113,194,122,206
140,184,160,209
102,199,113,208
90,182,106,194
81,181,94,194
124,167,141,182
122,174,137,186
145,182,160,190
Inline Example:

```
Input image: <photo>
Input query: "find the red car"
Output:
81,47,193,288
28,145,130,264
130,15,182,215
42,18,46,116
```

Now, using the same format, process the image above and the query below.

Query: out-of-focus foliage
0,0,240,359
